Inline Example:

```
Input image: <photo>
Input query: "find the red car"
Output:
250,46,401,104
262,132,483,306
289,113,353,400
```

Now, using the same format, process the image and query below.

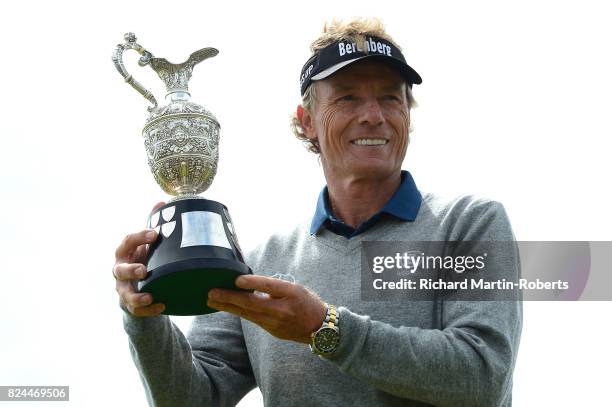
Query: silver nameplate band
180,211,232,249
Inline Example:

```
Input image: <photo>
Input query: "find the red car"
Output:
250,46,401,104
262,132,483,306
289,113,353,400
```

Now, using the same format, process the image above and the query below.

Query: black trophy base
139,258,252,316
139,198,253,316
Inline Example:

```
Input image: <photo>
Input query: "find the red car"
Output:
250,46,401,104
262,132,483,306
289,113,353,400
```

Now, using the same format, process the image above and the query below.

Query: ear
297,105,316,142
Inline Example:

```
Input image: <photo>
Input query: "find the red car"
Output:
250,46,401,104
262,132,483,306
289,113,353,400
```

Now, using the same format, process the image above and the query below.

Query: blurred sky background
1,0,611,405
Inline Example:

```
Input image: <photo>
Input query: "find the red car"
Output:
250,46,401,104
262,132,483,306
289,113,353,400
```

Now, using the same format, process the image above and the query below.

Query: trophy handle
112,32,158,111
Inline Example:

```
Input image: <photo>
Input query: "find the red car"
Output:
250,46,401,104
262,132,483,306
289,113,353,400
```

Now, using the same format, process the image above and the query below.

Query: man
114,18,522,406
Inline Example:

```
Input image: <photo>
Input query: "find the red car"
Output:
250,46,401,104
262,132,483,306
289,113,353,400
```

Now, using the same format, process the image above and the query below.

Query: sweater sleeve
320,201,522,407
122,305,256,407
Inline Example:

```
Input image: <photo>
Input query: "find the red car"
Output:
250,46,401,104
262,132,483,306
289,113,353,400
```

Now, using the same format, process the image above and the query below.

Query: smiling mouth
351,138,389,146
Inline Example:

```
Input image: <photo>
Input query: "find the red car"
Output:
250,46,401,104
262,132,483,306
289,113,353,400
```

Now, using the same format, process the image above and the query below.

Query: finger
208,288,274,313
131,202,166,261
113,263,147,281
132,244,147,264
234,275,295,297
116,282,155,310
115,229,158,261
130,303,166,317
207,299,276,327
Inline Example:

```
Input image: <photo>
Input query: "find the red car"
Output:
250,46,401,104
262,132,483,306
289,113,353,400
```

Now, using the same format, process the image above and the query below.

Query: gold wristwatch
310,303,340,355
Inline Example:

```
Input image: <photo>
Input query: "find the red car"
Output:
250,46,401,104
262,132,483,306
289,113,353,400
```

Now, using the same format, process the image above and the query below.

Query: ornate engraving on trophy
112,32,221,201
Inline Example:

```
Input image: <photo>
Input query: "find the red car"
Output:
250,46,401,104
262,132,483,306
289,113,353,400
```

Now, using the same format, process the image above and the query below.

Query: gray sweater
122,192,522,406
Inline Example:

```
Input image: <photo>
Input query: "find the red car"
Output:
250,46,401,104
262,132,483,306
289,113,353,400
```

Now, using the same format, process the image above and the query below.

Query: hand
207,275,327,344
113,202,166,317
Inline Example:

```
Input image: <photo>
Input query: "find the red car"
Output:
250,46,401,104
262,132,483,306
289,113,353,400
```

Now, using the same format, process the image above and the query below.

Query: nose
357,97,385,126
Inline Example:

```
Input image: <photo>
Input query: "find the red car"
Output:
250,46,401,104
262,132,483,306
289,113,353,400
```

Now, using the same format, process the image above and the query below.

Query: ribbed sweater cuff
319,306,370,370
121,305,170,336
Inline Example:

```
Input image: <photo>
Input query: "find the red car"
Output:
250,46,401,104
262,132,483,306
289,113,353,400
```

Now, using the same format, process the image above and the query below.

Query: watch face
314,327,339,353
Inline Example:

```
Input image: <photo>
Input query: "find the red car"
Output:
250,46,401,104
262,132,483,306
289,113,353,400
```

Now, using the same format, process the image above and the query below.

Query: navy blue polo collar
310,170,422,237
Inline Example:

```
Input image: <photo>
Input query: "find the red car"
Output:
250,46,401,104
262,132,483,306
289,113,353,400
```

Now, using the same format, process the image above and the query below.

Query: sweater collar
310,170,422,236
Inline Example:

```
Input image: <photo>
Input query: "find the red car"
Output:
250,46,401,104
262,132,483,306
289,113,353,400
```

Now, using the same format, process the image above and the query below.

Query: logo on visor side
300,64,314,85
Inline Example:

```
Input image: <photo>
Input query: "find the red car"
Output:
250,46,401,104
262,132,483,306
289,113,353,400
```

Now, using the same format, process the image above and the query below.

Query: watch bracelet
322,303,338,326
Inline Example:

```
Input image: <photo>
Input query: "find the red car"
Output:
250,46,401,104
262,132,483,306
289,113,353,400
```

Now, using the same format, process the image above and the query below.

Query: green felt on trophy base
139,268,252,316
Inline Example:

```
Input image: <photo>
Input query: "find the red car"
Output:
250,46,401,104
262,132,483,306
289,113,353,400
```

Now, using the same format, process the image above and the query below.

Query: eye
337,94,356,102
382,94,401,101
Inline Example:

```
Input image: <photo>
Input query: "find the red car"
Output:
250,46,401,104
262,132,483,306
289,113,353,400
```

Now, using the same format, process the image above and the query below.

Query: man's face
300,60,410,180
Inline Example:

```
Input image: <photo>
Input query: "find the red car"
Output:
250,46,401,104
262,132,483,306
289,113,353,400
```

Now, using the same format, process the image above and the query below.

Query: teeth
352,139,388,145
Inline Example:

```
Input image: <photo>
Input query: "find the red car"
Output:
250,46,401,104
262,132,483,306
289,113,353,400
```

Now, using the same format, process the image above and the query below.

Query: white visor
310,57,367,81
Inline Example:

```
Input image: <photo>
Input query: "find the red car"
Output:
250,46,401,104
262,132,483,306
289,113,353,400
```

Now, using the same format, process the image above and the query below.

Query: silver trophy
112,32,251,316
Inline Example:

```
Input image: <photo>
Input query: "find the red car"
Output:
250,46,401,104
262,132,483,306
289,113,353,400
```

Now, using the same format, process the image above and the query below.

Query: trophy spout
149,47,219,99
